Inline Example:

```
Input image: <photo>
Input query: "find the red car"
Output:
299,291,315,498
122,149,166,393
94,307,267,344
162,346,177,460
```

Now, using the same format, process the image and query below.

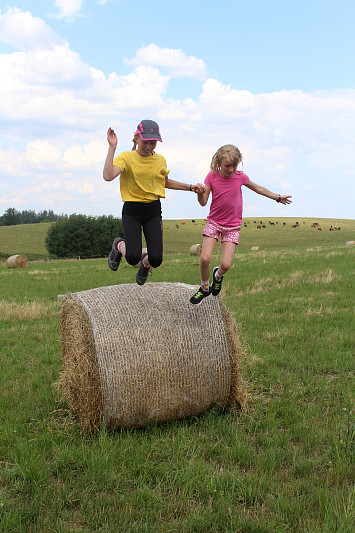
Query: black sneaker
136,253,151,286
108,238,124,271
190,287,211,304
211,266,223,296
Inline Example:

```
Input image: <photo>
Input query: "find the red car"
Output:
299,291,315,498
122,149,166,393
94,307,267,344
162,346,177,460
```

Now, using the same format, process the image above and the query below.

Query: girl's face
219,159,237,178
136,136,157,157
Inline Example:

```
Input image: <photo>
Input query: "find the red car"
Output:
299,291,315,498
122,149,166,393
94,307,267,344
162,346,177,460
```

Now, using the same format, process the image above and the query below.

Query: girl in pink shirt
190,145,292,304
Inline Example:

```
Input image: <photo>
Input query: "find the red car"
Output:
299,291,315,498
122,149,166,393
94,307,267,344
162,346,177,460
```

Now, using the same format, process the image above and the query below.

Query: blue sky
0,0,354,220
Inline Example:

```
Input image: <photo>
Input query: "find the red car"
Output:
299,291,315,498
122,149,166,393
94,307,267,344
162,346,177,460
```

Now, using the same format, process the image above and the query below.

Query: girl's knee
220,260,232,272
148,254,163,269
200,254,211,268
126,253,141,266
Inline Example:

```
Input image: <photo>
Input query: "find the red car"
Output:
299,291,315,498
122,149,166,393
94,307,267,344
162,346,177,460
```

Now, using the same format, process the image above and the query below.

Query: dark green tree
45,214,123,258
1,207,22,226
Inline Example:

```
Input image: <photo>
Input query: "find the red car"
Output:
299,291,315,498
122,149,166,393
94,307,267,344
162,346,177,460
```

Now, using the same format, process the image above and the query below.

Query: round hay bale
189,244,202,255
58,282,245,432
6,254,28,269
251,246,261,251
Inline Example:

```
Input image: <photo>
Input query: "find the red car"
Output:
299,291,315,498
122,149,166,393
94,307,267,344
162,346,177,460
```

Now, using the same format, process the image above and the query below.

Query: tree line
0,207,65,226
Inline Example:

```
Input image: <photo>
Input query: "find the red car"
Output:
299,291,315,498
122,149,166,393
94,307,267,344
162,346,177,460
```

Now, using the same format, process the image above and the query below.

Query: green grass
0,222,52,259
0,219,354,532
1,217,354,259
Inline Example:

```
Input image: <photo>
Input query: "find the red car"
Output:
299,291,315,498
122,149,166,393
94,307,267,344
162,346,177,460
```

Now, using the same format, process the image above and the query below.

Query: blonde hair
210,144,243,173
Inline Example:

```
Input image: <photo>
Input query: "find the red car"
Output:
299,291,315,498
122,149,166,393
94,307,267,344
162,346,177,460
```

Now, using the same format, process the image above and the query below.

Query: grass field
0,217,354,258
0,219,354,532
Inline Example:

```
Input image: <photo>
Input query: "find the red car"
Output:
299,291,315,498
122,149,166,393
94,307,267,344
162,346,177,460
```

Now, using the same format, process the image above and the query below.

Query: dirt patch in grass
0,300,60,321
248,268,340,294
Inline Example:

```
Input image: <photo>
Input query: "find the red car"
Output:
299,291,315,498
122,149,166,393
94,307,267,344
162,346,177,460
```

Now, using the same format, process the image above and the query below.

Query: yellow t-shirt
113,150,169,202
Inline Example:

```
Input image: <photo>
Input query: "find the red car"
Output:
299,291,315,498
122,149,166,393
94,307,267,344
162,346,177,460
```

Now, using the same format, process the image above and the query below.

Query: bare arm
103,128,122,181
196,185,211,206
165,176,205,193
245,179,292,205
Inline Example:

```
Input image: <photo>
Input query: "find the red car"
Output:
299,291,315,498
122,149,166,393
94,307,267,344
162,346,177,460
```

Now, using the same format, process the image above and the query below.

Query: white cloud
125,44,207,80
54,0,84,19
25,141,62,167
0,7,65,50
62,141,107,169
0,8,354,219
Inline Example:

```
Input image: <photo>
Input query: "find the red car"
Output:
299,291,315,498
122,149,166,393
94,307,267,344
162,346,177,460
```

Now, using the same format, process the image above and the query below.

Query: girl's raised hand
107,127,118,147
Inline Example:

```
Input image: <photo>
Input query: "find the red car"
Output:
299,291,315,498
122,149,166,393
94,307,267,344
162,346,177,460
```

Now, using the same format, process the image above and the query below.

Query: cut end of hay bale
59,282,245,432
189,244,202,255
251,246,262,251
6,254,28,268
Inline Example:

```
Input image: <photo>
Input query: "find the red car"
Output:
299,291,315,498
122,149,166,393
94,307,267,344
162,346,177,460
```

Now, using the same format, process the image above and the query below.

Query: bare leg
216,241,236,277
200,236,218,282
117,240,126,258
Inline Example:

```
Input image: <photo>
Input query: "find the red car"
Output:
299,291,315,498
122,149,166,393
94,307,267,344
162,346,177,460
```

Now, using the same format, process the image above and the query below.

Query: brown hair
210,144,243,173
131,133,139,151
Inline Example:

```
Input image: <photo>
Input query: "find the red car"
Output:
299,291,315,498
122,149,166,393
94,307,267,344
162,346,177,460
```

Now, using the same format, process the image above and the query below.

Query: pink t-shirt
204,171,249,226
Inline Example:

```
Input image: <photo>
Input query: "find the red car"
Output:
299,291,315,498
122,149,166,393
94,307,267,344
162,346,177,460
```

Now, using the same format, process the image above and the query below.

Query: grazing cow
262,225,266,228
257,225,261,229
318,227,322,231
292,224,299,228
191,220,195,223
175,224,179,228
283,222,286,226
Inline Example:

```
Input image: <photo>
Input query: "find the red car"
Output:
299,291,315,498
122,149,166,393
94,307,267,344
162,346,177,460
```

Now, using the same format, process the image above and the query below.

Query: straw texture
6,254,28,268
189,244,202,255
59,282,244,431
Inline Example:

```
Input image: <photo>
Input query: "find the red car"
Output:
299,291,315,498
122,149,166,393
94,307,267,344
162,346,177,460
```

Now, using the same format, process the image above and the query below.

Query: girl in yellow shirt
103,119,203,285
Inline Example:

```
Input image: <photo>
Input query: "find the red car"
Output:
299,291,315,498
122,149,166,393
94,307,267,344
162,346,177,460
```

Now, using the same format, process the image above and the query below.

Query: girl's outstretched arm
245,180,292,205
165,177,205,193
103,128,122,181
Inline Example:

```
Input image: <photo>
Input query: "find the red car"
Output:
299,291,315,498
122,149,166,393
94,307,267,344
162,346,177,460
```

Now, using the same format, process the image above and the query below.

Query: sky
0,0,354,221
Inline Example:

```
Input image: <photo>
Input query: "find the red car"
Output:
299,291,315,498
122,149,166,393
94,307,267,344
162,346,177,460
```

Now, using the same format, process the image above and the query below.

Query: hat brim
138,133,162,142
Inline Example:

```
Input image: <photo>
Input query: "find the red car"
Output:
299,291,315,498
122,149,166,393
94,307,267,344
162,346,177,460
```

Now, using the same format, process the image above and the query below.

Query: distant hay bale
251,246,262,251
6,254,28,269
58,282,245,432
189,244,202,255
346,241,354,246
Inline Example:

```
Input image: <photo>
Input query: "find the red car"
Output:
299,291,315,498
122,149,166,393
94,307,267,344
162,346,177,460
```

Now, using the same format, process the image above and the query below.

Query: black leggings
122,200,163,268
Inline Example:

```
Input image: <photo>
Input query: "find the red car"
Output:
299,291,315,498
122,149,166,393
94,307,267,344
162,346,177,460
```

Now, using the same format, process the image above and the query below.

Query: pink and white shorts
203,219,241,244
